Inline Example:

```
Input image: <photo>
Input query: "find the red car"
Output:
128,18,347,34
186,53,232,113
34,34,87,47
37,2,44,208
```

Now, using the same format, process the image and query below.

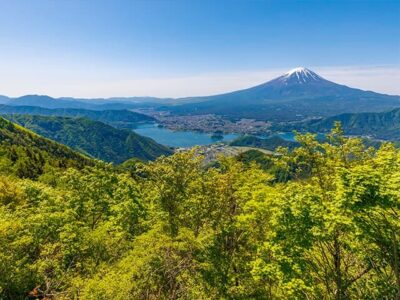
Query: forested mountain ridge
4,114,172,163
230,135,299,150
0,123,399,299
0,116,93,179
275,107,400,140
0,104,155,129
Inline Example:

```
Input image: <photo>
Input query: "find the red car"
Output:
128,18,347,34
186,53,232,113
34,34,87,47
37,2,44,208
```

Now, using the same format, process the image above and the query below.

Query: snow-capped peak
280,67,323,84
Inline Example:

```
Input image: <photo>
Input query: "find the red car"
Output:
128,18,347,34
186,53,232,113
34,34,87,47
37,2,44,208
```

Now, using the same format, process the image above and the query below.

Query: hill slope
278,108,400,140
0,116,93,178
0,105,155,129
167,67,400,121
4,115,173,163
230,135,299,150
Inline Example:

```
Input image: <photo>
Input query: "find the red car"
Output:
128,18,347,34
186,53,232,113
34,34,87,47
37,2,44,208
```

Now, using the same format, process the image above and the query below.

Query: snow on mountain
168,67,400,120
277,67,325,84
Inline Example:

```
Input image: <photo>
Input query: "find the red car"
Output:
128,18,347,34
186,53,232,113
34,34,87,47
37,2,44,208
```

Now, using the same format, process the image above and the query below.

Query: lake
133,123,240,148
133,123,324,148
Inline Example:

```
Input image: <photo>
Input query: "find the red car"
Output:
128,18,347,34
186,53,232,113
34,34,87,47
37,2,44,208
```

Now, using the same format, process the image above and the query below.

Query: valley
2,112,399,299
2,1,399,298
133,110,272,135
4,114,172,163
1,63,400,300
129,67,400,146
1,64,400,300
1,67,398,151
133,122,240,147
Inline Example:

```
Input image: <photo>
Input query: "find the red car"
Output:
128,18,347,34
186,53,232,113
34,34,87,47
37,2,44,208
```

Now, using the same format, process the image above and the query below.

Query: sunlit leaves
0,125,399,299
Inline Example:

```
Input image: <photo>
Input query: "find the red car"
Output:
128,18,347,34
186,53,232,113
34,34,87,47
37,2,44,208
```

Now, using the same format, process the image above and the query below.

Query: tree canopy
0,122,399,299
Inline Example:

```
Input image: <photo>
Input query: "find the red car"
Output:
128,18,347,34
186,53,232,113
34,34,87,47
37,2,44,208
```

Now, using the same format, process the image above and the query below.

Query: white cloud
0,65,399,98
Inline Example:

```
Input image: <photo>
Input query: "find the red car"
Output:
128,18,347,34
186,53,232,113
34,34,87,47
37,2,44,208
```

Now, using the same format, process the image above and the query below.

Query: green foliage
0,116,93,179
0,166,144,299
275,107,400,141
230,135,299,151
5,114,172,163
0,121,399,299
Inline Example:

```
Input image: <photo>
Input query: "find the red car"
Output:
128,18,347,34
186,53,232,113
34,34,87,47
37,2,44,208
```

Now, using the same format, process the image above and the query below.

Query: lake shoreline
133,122,304,148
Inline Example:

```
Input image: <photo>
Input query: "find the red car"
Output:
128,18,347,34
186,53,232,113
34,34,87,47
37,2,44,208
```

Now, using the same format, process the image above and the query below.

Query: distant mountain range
273,107,400,141
4,115,173,163
1,67,399,122
0,94,168,110
165,67,400,121
0,105,155,129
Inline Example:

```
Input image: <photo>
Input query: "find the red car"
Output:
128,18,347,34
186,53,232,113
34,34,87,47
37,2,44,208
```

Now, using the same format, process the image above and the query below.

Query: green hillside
1,125,399,299
275,108,400,140
4,114,172,164
309,108,400,140
230,135,299,150
0,116,93,179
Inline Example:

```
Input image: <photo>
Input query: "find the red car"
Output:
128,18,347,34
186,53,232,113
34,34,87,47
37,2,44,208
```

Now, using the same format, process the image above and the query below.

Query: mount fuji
3,67,399,122
168,67,400,121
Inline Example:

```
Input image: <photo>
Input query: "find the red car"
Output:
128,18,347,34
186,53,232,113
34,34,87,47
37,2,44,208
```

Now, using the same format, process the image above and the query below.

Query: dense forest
0,117,93,179
230,135,299,151
3,115,172,163
0,118,399,299
273,108,400,141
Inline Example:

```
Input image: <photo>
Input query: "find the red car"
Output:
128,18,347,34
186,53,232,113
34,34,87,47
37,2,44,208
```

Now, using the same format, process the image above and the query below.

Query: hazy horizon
1,65,399,99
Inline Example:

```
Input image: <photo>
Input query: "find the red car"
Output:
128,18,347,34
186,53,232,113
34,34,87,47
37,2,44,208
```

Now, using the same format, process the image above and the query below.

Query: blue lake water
133,123,324,148
133,123,240,148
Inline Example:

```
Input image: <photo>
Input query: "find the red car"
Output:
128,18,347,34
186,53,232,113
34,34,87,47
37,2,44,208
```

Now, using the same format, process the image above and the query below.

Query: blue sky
0,0,399,97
